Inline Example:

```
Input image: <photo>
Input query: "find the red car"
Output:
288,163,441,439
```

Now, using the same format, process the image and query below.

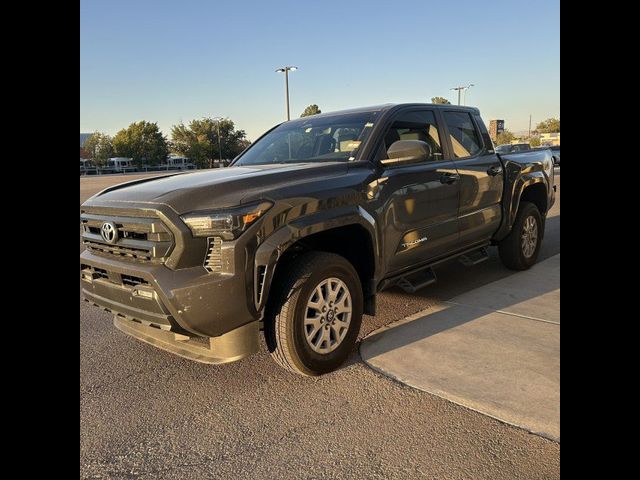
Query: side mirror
382,140,431,166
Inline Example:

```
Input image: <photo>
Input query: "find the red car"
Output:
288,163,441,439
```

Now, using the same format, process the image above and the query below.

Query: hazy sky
80,0,559,141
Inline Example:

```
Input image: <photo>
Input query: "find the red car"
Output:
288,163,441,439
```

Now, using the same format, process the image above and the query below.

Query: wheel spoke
334,318,349,332
328,281,339,302
316,327,329,349
331,323,343,341
307,323,323,343
335,295,352,314
304,314,322,327
308,286,324,309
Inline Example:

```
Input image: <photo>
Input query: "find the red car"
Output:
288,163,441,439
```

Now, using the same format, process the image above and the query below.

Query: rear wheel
265,252,363,376
498,201,543,270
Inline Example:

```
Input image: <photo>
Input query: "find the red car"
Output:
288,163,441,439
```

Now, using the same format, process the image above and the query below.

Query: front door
376,109,460,274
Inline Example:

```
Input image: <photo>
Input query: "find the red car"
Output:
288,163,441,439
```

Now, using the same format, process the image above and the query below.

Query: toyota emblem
100,222,118,244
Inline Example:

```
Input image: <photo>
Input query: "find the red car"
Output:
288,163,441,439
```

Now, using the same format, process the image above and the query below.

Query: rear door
441,111,504,247
375,109,460,274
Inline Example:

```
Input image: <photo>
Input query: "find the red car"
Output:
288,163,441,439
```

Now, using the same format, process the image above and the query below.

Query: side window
443,111,483,158
383,110,443,162
473,113,493,150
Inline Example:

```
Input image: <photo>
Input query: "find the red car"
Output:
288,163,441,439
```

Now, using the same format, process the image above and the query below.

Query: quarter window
443,112,482,158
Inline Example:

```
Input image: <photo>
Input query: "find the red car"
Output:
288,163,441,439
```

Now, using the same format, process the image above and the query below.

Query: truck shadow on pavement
341,212,560,373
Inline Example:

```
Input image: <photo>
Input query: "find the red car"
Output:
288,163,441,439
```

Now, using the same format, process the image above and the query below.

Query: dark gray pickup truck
80,103,555,375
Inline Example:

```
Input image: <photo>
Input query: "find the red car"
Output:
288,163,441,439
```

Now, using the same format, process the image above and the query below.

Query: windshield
234,111,379,166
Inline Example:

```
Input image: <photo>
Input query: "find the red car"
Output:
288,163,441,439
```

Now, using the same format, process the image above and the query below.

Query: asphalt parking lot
80,169,560,479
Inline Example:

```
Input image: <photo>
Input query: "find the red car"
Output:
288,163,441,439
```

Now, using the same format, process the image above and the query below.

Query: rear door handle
440,172,460,184
487,165,503,176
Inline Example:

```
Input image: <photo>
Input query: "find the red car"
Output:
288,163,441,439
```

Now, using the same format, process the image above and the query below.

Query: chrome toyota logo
100,222,118,244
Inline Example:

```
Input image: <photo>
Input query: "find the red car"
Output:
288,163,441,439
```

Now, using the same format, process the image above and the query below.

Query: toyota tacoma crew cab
80,103,555,376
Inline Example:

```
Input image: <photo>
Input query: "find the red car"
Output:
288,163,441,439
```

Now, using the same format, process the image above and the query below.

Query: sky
80,0,560,141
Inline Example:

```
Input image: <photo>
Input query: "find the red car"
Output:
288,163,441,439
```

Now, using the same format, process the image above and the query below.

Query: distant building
488,120,504,141
539,132,560,146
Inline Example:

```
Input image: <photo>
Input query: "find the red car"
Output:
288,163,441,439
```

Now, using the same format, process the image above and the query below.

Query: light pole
275,66,298,120
212,116,226,167
462,84,474,105
450,83,474,105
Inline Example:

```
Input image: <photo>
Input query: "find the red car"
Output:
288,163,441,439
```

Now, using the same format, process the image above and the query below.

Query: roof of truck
292,103,480,121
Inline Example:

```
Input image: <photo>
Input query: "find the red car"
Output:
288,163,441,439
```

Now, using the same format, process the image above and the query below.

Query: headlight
181,201,273,240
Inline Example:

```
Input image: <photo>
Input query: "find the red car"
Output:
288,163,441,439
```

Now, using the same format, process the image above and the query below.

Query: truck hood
84,163,350,214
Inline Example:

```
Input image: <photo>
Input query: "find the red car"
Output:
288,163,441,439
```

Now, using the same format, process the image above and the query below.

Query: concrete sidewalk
361,255,560,441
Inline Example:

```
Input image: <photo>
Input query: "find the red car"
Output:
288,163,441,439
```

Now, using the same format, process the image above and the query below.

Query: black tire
265,252,363,376
498,201,544,270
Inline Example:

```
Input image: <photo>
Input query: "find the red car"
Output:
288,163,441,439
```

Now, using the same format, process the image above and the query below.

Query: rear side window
443,112,483,158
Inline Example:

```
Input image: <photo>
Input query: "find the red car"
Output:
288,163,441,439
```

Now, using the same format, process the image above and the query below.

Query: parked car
550,145,560,165
80,103,555,376
495,143,531,154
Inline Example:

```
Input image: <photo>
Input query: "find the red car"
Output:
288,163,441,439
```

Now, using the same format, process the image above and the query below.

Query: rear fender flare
494,169,549,242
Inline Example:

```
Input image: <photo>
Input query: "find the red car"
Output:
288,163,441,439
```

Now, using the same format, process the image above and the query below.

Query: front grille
84,242,153,261
81,264,150,288
204,237,223,273
121,274,150,287
81,209,173,264
93,266,109,280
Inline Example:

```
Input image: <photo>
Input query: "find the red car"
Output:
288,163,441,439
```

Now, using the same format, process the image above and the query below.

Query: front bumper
80,249,258,338
112,315,258,365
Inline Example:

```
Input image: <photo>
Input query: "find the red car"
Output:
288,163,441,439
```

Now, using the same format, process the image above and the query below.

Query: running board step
396,267,437,294
459,247,489,267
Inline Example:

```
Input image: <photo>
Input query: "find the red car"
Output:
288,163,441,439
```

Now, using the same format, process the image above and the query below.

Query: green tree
529,137,541,147
431,96,451,105
536,118,560,133
112,121,169,167
495,130,515,145
171,118,249,168
83,132,114,167
300,104,322,117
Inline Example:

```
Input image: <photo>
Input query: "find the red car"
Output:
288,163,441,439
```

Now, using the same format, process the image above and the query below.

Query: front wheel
265,252,363,376
498,201,544,270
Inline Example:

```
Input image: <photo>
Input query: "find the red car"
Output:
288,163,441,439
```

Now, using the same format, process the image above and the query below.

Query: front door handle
487,165,503,176
440,172,460,184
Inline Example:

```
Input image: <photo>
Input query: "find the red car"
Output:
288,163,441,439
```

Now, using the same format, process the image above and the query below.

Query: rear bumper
80,249,258,338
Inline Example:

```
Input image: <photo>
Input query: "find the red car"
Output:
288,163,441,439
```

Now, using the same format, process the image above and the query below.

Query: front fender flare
252,205,379,313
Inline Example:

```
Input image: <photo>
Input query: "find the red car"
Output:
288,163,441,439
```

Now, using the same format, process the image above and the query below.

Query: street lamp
212,116,226,167
450,83,474,105
275,66,298,121
462,84,474,105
